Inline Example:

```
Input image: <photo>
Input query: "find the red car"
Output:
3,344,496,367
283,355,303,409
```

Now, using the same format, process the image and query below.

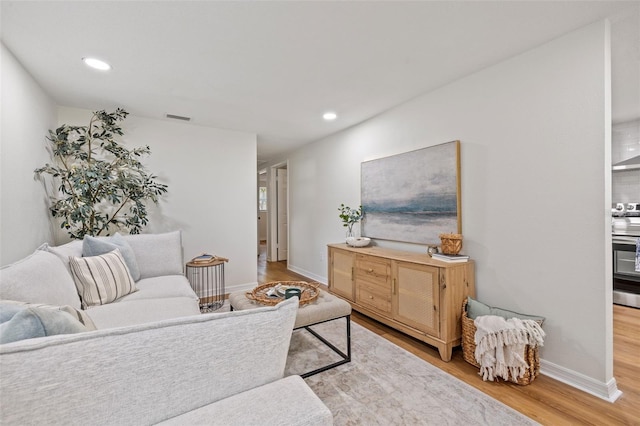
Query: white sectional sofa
1,231,202,330
0,231,332,425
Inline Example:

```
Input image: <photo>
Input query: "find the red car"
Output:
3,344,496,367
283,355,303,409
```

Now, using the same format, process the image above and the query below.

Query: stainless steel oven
612,213,640,308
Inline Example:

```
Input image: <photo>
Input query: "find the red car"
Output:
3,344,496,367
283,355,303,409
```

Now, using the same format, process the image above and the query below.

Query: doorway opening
257,169,267,257
266,162,288,263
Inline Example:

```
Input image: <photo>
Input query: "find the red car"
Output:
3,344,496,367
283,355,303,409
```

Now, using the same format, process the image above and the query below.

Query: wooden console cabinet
328,243,475,361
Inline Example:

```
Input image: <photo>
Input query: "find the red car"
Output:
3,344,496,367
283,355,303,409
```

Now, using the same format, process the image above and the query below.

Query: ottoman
229,288,352,378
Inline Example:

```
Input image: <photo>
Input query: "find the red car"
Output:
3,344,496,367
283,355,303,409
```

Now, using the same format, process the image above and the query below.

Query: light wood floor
258,250,640,425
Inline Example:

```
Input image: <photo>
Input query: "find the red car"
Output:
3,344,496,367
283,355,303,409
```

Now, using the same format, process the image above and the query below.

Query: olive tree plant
35,108,168,239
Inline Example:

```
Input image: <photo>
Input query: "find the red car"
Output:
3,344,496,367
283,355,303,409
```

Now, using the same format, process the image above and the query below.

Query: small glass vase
345,223,370,247
345,222,359,240
346,227,354,239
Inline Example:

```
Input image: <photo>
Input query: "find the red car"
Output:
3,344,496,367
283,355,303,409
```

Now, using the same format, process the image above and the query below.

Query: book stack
191,253,216,263
431,253,469,263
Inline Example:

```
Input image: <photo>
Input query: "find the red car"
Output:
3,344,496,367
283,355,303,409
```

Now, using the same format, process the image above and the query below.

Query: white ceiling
2,1,638,165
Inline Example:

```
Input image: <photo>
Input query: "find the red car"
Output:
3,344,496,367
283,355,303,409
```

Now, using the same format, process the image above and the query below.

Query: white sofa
1,231,202,330
0,231,333,425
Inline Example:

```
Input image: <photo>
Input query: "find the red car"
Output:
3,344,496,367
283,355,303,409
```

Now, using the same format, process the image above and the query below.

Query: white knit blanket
473,315,545,382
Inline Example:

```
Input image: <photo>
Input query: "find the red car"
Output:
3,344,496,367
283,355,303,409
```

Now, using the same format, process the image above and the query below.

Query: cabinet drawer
357,281,391,313
356,256,390,286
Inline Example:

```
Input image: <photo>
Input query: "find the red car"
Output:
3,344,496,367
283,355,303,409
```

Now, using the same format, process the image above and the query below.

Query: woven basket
461,299,541,385
245,281,319,307
439,233,462,255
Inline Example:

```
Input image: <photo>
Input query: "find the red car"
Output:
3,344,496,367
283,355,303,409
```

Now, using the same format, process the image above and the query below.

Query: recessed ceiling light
323,112,337,121
82,57,111,71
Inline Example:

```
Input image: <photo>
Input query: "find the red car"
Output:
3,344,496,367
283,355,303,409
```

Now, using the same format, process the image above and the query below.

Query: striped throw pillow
69,249,137,308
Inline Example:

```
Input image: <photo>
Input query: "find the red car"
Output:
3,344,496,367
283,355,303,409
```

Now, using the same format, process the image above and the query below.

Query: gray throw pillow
83,234,141,281
121,231,183,279
0,303,89,344
467,296,545,324
466,296,491,319
0,299,96,331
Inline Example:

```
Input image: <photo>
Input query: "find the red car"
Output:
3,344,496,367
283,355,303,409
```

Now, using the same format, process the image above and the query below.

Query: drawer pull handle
368,268,374,273
369,295,374,299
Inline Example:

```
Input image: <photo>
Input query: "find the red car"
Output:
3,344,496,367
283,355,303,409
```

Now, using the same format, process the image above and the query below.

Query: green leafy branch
34,108,168,239
338,204,364,235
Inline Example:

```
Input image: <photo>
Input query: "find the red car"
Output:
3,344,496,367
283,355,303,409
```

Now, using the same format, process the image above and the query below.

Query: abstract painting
361,140,460,245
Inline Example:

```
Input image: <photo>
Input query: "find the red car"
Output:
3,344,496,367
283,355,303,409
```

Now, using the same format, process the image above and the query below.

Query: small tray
245,281,320,306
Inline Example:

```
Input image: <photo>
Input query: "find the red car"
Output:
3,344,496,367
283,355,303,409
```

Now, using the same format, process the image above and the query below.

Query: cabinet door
392,261,440,337
329,248,355,301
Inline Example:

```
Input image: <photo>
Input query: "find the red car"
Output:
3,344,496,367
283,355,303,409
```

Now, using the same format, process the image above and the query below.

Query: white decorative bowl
346,237,371,247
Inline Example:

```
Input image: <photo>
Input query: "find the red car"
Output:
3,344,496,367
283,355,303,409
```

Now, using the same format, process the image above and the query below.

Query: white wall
0,45,259,291
286,21,616,398
57,107,258,292
0,43,57,265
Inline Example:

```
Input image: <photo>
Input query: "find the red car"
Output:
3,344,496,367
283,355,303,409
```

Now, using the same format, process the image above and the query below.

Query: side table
186,257,228,312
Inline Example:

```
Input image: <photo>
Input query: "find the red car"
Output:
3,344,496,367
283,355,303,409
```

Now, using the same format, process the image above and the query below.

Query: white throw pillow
69,249,137,308
44,240,83,275
0,249,82,310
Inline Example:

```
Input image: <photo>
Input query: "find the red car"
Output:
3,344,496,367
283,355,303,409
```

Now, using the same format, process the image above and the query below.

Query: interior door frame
257,168,267,255
267,161,288,263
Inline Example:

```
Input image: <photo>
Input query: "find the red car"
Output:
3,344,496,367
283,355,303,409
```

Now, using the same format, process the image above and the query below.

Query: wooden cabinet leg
438,344,453,362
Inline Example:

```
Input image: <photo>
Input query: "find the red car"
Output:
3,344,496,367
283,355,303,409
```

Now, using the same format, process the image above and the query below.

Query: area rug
285,318,538,426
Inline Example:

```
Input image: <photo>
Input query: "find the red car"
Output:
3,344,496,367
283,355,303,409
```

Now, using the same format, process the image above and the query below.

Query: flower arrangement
338,204,364,238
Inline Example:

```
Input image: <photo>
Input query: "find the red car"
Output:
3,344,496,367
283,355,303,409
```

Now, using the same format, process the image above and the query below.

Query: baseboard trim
287,265,326,285
540,359,622,402
225,281,257,295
